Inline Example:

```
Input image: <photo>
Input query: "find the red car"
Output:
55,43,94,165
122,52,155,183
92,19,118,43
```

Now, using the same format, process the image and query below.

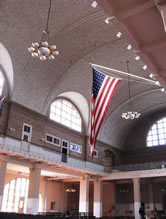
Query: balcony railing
112,161,166,172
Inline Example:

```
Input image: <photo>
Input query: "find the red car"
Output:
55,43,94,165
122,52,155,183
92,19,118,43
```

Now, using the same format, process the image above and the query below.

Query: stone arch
0,42,14,98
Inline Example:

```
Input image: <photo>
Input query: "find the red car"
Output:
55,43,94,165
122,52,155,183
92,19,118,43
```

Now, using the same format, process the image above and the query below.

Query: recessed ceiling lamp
122,61,140,120
143,65,147,70
28,0,59,61
127,44,132,50
135,56,140,61
91,1,98,8
116,32,122,38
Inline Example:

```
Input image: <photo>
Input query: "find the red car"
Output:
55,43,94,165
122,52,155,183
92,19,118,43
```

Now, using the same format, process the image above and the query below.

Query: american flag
89,68,121,157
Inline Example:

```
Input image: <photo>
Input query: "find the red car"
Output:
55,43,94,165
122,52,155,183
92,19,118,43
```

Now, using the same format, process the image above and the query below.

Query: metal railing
112,160,166,172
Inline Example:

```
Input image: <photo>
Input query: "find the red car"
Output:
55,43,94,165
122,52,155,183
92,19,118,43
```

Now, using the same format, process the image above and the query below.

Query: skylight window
50,99,82,132
147,117,166,147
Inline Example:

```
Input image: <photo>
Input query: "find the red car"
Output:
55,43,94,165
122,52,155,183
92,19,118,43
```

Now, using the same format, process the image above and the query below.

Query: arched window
147,117,166,147
50,99,82,132
0,70,4,96
2,178,42,213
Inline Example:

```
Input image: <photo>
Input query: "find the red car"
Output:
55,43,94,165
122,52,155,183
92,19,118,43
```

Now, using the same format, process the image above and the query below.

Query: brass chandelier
28,0,59,61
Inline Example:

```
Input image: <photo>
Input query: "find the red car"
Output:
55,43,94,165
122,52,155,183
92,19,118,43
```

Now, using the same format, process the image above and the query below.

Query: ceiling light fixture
65,185,77,193
143,65,147,70
28,0,59,61
155,81,160,86
105,17,111,24
116,32,122,38
149,73,154,78
91,1,98,8
135,56,140,61
161,88,165,92
122,61,140,120
127,44,132,50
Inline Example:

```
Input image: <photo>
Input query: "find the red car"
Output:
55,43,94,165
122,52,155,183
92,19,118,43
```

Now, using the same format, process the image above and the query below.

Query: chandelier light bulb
53,51,59,55
28,47,35,52
41,41,49,47
50,45,57,50
38,47,50,56
32,42,39,47
91,1,97,8
161,88,165,92
49,55,55,60
32,52,38,57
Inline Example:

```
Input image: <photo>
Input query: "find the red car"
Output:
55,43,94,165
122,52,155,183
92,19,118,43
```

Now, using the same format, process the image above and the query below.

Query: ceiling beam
116,1,155,20
134,37,166,54
40,165,83,178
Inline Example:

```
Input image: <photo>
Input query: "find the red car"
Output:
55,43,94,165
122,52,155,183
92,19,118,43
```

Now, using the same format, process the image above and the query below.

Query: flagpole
90,63,158,85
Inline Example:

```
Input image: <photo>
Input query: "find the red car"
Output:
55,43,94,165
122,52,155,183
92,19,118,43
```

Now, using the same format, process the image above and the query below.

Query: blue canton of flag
89,68,121,157
92,69,105,99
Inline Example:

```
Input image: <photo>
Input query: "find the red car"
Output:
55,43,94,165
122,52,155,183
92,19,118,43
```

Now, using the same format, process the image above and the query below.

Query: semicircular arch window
50,99,82,132
147,117,166,147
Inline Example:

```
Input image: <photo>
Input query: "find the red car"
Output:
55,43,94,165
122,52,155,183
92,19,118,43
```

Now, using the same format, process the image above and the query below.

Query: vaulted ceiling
1,0,166,149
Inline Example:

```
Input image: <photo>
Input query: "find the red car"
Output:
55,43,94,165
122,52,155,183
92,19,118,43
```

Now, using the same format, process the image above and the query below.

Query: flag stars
92,69,105,99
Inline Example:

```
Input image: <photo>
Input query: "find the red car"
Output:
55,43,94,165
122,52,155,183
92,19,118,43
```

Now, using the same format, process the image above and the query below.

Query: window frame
46,133,61,147
70,142,82,154
146,117,166,147
49,99,82,132
22,123,32,143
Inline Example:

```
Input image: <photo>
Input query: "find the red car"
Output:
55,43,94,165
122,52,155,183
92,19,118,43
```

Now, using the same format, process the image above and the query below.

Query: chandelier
28,0,59,61
121,61,140,120
65,185,77,193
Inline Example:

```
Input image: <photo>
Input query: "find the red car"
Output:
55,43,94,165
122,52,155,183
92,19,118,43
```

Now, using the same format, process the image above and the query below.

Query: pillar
132,178,141,219
0,156,8,211
93,180,102,218
149,183,154,210
26,164,41,214
79,175,89,213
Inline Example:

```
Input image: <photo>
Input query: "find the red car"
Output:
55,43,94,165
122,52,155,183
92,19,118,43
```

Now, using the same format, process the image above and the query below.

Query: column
132,178,141,219
149,183,154,210
26,164,41,214
79,175,89,213
59,182,66,213
93,180,102,218
0,156,8,211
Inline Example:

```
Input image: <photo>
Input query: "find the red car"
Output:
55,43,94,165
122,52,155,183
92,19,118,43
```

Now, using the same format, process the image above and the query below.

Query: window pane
147,117,166,147
50,99,81,132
